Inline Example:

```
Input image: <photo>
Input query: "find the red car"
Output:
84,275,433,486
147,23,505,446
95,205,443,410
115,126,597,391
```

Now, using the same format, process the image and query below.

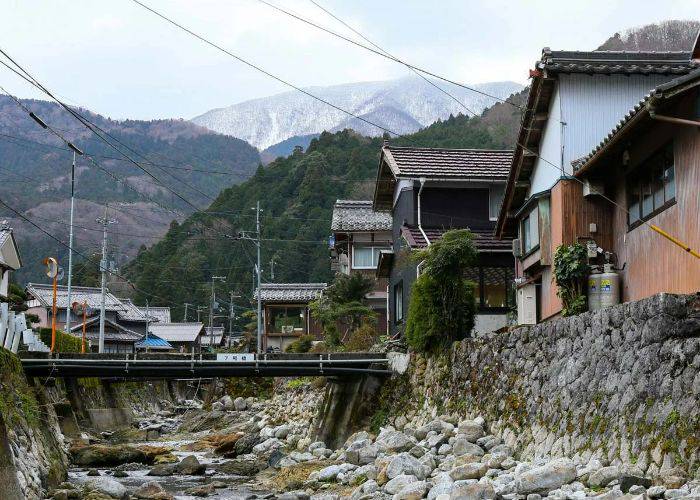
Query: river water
67,439,271,499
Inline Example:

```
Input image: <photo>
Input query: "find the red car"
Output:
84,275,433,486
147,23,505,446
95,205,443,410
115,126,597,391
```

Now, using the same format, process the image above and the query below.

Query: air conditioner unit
583,179,604,197
517,284,537,325
512,238,522,258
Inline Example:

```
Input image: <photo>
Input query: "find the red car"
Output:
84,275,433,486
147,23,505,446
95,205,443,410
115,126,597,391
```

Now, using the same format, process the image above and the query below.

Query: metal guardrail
19,352,392,379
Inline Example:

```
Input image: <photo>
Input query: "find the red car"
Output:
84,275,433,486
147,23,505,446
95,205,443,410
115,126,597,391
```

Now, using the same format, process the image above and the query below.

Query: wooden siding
541,178,614,319
606,120,700,302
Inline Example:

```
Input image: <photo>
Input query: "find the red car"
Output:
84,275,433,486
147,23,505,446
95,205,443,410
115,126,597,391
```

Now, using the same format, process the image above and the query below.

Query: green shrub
37,327,82,353
345,320,377,352
553,243,589,316
285,335,315,353
405,229,478,352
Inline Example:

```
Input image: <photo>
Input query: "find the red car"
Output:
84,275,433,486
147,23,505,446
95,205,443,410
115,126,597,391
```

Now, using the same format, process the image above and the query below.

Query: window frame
488,184,505,221
466,266,514,312
352,245,390,270
520,206,539,256
626,142,676,230
394,281,404,323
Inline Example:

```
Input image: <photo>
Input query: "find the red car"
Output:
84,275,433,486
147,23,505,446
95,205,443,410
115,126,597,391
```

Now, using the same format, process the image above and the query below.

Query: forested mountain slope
126,91,525,320
0,95,260,281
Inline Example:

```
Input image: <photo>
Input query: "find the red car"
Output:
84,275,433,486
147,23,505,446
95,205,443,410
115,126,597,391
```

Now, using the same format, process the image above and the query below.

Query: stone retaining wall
404,293,700,478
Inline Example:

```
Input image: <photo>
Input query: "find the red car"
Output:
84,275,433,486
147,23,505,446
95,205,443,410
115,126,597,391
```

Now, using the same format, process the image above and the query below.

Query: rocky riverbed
49,379,700,500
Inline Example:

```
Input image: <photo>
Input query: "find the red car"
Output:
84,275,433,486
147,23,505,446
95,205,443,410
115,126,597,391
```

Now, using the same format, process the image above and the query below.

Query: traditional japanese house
496,45,699,324
0,225,21,300
25,284,142,353
255,283,326,351
330,200,393,333
148,322,205,352
373,143,514,337
570,68,700,302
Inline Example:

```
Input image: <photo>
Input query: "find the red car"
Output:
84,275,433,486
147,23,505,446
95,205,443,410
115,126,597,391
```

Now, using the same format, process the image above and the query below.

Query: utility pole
228,290,241,348
237,201,263,353
209,276,226,347
183,303,193,322
270,259,275,280
145,299,150,353
64,147,83,332
96,205,116,353
255,201,262,354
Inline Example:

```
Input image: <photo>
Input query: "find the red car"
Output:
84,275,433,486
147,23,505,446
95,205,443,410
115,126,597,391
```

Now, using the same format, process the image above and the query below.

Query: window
352,246,389,269
626,143,675,228
268,306,305,334
394,281,404,323
521,206,539,254
489,184,505,221
465,266,514,310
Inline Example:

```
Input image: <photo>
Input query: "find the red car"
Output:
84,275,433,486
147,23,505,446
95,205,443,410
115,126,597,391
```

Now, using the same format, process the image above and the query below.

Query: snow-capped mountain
191,76,524,150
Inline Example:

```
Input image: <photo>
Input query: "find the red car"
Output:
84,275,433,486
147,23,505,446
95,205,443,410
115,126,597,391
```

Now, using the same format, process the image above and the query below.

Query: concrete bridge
19,352,393,379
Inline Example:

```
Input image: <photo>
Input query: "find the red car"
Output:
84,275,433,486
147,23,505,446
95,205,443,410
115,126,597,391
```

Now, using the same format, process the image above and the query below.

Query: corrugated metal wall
559,73,673,166
528,88,562,196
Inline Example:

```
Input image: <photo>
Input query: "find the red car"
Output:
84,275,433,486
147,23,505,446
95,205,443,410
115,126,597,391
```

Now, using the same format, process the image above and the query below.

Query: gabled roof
496,46,698,238
400,226,512,251
0,227,21,270
116,298,148,322
331,200,392,232
149,322,204,343
137,306,171,323
540,49,697,75
575,67,700,177
255,283,327,303
68,316,142,342
374,144,512,210
27,283,126,312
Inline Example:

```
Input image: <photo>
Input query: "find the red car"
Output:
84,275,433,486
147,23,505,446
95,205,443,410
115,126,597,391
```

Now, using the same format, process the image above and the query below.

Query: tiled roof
255,283,327,303
400,226,512,251
149,322,204,343
575,67,700,176
540,49,697,75
331,200,392,232
69,316,142,342
383,146,513,179
27,283,126,312
137,306,171,323
202,326,225,345
0,228,21,270
117,299,148,322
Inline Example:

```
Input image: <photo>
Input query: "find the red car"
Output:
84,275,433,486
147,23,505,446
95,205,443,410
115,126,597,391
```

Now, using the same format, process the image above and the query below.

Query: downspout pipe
417,178,430,247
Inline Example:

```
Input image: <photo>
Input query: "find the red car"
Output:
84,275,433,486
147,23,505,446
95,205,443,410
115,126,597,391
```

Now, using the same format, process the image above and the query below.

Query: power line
129,0,416,142
255,0,522,110
306,0,476,117
0,132,239,175
0,51,206,211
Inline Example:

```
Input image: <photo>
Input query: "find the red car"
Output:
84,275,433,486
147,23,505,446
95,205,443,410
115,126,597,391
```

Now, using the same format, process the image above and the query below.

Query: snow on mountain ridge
191,76,524,150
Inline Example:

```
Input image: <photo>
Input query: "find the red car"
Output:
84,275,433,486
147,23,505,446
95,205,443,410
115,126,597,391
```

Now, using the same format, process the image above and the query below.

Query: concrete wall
403,293,700,477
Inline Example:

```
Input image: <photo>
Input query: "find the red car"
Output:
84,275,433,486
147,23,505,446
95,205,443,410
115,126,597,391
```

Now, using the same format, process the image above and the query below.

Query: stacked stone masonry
410,293,700,478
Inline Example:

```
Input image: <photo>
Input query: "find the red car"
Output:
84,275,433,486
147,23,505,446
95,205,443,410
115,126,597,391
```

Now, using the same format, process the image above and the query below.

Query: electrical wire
257,0,522,110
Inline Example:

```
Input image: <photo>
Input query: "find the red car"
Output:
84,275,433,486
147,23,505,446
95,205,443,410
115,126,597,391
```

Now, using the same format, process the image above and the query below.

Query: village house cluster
259,34,700,346
2,36,700,353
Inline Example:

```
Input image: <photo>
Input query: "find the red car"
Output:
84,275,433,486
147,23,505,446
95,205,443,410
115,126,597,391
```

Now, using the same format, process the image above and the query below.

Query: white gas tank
599,264,621,309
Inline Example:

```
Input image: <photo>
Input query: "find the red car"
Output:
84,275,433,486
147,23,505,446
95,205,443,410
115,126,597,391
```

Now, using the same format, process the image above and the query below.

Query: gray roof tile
27,283,126,312
255,283,327,303
331,200,392,232
540,49,697,75
384,146,513,179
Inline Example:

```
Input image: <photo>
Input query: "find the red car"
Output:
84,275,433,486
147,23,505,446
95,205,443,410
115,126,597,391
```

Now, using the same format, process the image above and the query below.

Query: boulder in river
175,455,206,475
213,458,265,476
133,481,174,500
147,463,177,476
84,477,128,499
70,444,147,467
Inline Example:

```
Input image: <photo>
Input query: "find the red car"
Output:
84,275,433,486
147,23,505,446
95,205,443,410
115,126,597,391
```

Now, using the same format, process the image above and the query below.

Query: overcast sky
2,0,699,120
